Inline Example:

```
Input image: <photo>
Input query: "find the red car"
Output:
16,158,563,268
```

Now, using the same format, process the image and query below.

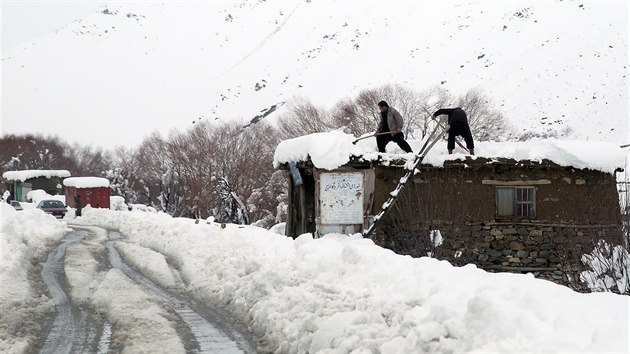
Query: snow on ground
114,242,178,289
69,208,629,353
91,269,186,353
63,230,104,304
2,203,628,353
0,203,69,352
274,130,627,174
270,222,286,236
63,177,110,188
63,237,186,353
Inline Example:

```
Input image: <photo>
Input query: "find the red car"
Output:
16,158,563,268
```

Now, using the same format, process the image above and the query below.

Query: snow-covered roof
2,170,71,182
273,131,626,174
274,131,362,170
63,177,110,188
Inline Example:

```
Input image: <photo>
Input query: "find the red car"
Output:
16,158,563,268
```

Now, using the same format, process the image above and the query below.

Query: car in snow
10,200,23,211
36,200,67,218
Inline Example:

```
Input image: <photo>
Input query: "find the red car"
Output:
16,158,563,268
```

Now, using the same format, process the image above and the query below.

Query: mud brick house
274,132,626,291
2,170,71,202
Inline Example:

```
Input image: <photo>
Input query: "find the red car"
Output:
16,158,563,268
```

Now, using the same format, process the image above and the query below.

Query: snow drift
0,203,69,352
71,208,629,353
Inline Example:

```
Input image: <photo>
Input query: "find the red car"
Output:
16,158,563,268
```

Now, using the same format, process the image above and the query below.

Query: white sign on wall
319,172,364,225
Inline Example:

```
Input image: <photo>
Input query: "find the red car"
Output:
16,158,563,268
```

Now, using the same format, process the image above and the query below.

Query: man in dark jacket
376,101,413,153
74,195,82,217
432,107,475,155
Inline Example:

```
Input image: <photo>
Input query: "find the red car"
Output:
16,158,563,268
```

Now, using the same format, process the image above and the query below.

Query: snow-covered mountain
2,0,627,148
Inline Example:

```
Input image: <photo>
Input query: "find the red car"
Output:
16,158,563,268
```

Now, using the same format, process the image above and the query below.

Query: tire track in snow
106,230,254,353
39,230,111,354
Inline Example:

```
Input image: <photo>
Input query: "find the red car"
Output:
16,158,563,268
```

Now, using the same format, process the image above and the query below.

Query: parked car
9,200,23,211
36,199,67,218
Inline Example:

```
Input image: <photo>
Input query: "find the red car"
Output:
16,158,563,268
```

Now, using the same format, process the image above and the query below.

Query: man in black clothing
432,107,475,155
74,195,82,217
376,101,413,153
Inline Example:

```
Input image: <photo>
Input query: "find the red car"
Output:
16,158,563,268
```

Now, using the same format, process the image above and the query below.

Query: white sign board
319,172,364,225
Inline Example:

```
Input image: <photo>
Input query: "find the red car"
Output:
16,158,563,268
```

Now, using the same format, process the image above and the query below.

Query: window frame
495,186,536,219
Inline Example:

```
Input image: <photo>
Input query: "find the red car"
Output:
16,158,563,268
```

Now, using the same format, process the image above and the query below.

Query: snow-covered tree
581,240,629,295
247,170,288,228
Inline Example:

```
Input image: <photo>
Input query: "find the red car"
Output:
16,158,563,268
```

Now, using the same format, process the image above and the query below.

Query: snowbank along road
37,225,256,353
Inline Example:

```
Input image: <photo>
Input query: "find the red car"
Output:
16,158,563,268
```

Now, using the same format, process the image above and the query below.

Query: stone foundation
374,220,624,292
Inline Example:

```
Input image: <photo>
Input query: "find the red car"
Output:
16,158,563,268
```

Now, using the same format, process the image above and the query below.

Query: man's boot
448,149,453,155
470,149,475,155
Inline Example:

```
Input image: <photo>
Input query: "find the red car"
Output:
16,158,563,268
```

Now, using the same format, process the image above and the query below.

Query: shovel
422,108,470,153
352,132,392,144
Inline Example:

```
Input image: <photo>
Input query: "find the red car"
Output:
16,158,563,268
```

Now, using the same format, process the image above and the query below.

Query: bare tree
331,84,461,140
331,89,380,136
208,121,280,223
456,88,512,141
247,170,289,228
68,143,111,177
109,146,143,205
0,83,513,230
0,133,79,173
415,85,453,138
331,84,427,137
132,132,187,215
275,97,336,140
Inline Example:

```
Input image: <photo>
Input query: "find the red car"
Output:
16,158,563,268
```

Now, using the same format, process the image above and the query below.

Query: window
43,200,65,208
496,187,536,218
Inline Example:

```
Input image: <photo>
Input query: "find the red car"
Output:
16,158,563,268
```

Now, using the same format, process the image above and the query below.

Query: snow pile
274,131,626,174
2,170,70,182
110,196,127,211
269,222,286,235
73,209,629,353
273,130,362,170
129,204,158,213
63,177,110,188
0,203,69,352
26,189,66,205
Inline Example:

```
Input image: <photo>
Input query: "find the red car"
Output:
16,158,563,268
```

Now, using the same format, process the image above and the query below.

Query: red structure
63,177,110,209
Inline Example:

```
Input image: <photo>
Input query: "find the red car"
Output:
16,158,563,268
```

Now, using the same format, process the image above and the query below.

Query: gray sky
2,0,105,52
1,1,106,138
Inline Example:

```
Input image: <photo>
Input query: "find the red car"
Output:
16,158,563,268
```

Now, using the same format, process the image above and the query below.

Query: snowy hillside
3,1,627,148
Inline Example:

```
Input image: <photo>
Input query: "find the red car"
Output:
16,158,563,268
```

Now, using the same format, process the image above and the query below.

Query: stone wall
369,159,624,292
374,220,624,292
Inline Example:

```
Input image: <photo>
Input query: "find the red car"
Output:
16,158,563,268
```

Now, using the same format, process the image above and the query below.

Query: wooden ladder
362,119,447,238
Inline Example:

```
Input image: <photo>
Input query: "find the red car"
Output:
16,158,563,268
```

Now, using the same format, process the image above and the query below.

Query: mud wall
370,161,623,291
